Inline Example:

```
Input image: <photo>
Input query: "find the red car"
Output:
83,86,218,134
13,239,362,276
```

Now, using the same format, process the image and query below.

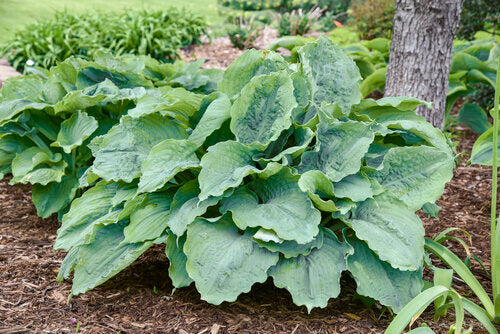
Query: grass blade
425,238,495,318
384,286,449,334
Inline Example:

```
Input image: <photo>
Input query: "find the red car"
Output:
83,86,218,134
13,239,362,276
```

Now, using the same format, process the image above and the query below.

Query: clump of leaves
53,37,454,313
456,0,499,41
348,0,395,40
0,52,222,219
228,17,263,50
276,7,324,36
1,9,208,72
217,0,350,12
447,39,499,133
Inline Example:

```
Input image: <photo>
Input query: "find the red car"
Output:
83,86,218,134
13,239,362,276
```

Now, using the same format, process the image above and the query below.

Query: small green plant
1,9,207,71
386,57,500,333
276,7,324,36
227,16,263,50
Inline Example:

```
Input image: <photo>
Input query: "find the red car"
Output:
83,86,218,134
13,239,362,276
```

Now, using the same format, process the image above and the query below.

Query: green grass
0,0,223,43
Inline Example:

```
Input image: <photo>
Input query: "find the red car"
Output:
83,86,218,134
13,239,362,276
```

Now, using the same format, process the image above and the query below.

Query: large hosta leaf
347,239,423,313
255,127,315,163
91,114,187,183
218,49,288,100
184,215,279,304
122,192,174,244
55,182,119,250
165,233,193,289
71,222,153,295
333,173,374,202
52,110,98,153
198,140,281,201
0,99,49,124
138,139,200,193
355,107,451,153
32,174,79,218
10,147,67,185
370,146,454,211
457,103,491,134
297,170,337,212
346,194,424,271
54,79,146,114
298,36,362,114
1,75,44,101
269,229,352,312
230,71,297,146
471,126,500,166
189,92,231,146
165,180,222,236
353,96,432,113
128,87,202,121
298,119,374,182
0,135,29,178
221,168,321,244
252,227,324,259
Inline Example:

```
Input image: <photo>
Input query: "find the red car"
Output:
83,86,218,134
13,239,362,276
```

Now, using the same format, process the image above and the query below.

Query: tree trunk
384,0,464,129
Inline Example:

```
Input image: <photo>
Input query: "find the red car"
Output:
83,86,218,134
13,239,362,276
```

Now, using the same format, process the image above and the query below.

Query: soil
0,38,499,333
180,26,281,69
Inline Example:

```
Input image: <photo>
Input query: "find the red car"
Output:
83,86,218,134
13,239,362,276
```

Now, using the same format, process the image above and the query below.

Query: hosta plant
0,52,220,219
55,37,454,312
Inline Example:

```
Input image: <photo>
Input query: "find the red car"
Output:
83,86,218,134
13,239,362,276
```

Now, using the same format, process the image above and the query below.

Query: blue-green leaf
269,229,352,312
230,71,297,146
221,168,321,244
184,215,279,305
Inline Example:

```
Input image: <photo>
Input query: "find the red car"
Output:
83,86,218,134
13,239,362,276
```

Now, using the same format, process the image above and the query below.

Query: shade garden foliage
1,8,208,72
0,37,454,313
0,51,222,219
269,34,499,133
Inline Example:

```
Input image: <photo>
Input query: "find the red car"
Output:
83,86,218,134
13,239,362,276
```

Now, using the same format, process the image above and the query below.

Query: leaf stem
491,58,500,303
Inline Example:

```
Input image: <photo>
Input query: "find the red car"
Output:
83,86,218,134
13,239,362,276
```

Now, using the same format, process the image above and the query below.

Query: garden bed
0,124,497,334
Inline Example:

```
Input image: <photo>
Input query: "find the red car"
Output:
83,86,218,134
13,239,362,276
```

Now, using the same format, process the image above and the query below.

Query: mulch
0,37,499,333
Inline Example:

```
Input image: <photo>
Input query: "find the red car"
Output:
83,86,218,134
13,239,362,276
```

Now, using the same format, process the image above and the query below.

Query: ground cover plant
49,37,455,314
1,8,208,71
0,52,221,220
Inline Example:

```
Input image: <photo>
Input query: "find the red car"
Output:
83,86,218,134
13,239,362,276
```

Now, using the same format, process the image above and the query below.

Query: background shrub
276,7,323,36
456,0,499,41
217,0,350,13
1,9,208,72
348,0,395,40
227,17,264,49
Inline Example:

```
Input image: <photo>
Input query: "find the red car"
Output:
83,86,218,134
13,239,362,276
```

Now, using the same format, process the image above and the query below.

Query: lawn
0,0,223,43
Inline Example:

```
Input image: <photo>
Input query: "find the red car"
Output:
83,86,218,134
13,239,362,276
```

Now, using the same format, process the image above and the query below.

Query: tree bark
384,0,464,129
